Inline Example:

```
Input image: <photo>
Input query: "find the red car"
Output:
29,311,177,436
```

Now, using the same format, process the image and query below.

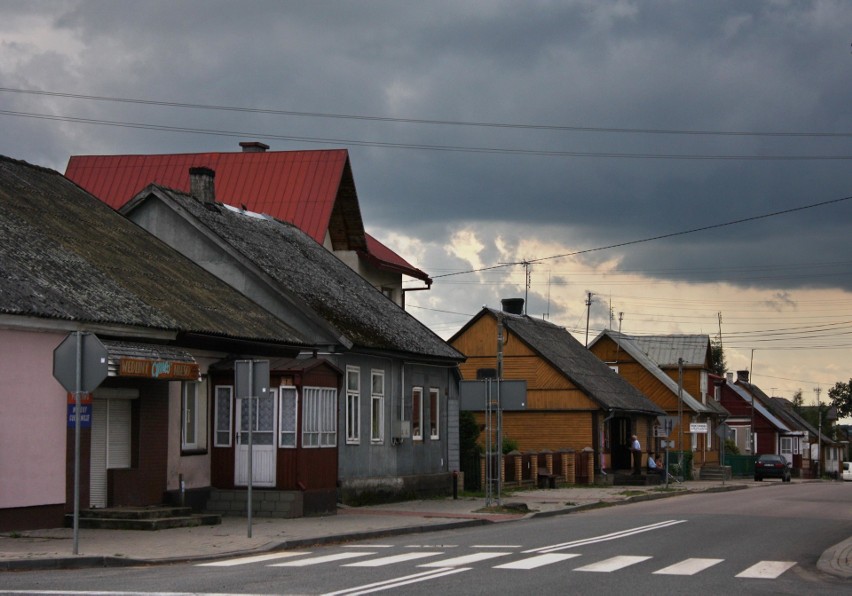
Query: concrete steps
66,506,221,531
205,489,303,518
699,465,731,481
612,472,662,486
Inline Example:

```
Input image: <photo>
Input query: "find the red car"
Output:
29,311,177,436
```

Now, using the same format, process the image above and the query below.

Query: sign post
53,332,108,555
235,359,269,538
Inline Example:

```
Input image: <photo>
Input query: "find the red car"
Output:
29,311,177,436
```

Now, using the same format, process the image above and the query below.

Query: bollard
452,470,459,499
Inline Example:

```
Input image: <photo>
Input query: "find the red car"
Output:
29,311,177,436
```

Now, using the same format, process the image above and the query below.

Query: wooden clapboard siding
527,388,598,410
453,313,597,411
590,335,681,412
474,411,593,452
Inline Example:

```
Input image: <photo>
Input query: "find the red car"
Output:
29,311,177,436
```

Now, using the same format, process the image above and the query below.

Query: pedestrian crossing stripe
574,555,652,572
196,551,312,566
653,558,724,575
418,552,512,567
270,551,376,566
494,553,581,569
735,560,797,579
344,552,444,567
197,550,797,579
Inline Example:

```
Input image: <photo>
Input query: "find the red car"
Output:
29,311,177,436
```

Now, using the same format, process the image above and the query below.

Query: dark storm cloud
3,0,852,292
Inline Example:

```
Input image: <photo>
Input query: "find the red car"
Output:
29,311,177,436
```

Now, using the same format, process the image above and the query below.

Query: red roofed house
65,142,431,308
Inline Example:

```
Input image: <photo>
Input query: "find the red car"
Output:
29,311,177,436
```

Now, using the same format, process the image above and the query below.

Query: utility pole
717,312,723,352
585,291,593,347
814,386,822,479
678,357,684,479
618,311,623,333
750,349,756,455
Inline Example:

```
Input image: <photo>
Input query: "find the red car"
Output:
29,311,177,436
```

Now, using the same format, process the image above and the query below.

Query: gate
575,450,590,484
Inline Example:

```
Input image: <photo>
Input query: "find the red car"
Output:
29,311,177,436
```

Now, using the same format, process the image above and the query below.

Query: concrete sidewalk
1,480,849,578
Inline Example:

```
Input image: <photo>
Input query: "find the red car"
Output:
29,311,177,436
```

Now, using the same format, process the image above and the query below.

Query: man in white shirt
631,434,642,475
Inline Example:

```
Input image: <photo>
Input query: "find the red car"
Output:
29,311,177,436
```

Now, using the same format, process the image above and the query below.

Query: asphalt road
3,482,850,595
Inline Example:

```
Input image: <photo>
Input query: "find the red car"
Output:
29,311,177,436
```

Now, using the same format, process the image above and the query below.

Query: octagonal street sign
53,332,109,393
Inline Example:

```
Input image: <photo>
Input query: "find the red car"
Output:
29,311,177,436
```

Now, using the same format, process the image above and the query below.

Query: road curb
0,519,489,571
817,536,852,579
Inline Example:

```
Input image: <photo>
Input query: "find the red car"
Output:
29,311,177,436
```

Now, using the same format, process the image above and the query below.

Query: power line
4,86,852,138
432,194,852,279
6,108,852,161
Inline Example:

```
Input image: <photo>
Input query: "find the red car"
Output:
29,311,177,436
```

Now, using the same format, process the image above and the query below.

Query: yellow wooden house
449,301,664,477
588,330,729,470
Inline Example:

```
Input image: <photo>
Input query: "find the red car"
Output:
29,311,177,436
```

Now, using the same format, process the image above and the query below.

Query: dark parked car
754,454,791,482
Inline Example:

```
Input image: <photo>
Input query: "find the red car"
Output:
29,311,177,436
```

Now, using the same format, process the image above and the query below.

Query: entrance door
235,390,277,487
90,397,132,508
609,418,632,470
780,436,793,464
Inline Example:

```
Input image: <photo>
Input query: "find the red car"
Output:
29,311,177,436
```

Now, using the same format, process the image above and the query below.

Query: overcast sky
3,1,852,408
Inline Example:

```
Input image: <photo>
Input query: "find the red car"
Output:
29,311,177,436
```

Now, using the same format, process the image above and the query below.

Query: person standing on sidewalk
631,434,642,475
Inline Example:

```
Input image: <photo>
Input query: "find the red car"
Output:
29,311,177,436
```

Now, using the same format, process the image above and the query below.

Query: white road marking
344,552,443,567
271,551,375,566
418,551,512,567
575,555,652,572
196,551,310,567
323,568,469,595
2,592,272,596
494,553,581,569
472,544,522,548
526,520,687,554
735,560,797,579
343,544,393,548
653,557,724,575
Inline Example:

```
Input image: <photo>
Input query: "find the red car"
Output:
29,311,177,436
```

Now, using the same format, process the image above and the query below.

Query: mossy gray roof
0,156,308,345
482,309,664,415
152,186,463,362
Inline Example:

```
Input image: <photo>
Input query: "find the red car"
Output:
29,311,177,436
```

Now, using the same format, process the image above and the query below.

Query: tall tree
710,339,727,376
828,379,852,419
791,389,804,411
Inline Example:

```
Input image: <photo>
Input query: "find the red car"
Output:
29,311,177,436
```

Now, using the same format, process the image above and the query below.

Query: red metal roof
65,148,430,282
363,233,431,284
65,149,346,244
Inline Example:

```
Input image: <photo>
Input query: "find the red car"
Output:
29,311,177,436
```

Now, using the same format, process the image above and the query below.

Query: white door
780,437,793,464
89,397,132,508
235,390,277,487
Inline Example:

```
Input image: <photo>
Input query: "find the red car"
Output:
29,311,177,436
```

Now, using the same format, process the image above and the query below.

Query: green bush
667,450,694,480
724,438,740,455
502,437,519,455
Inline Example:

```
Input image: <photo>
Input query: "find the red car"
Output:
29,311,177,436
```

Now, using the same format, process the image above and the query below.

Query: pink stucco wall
0,329,68,508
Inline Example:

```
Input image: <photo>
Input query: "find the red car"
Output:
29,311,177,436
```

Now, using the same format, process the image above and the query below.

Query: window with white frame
691,418,698,450
412,386,423,441
780,436,793,460
429,387,439,439
214,385,233,447
302,386,337,447
706,419,712,450
182,382,199,450
371,370,384,443
279,386,297,448
346,366,360,445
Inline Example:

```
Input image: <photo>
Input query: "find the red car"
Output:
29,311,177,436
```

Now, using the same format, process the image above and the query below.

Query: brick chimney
737,370,749,383
239,141,270,153
189,167,215,203
501,298,524,315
